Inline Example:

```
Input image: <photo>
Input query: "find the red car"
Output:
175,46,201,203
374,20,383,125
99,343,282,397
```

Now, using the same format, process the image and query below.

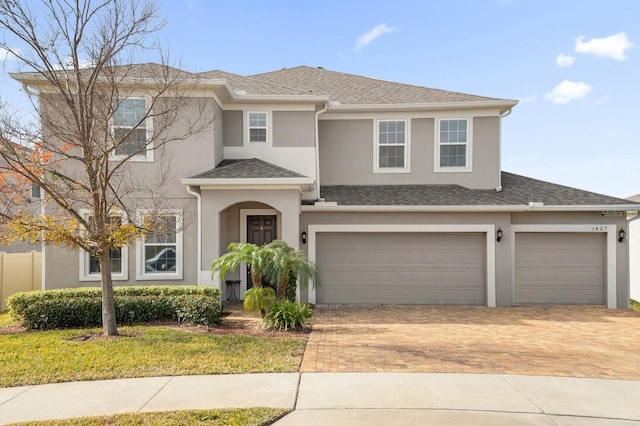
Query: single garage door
515,232,605,305
316,232,485,305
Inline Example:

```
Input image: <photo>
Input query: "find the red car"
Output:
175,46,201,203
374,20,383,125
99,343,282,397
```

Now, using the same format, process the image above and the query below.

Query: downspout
496,107,513,193
314,102,329,201
185,185,202,285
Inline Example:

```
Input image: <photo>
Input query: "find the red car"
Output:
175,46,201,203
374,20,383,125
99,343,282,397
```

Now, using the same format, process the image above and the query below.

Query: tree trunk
277,276,289,300
251,270,263,288
99,248,118,336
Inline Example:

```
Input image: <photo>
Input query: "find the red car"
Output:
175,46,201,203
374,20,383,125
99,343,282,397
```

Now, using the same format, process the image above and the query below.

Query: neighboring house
628,194,640,301
0,142,42,254
11,65,640,308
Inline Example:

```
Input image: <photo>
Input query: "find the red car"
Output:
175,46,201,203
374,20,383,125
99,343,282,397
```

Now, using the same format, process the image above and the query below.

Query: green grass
631,299,640,313
7,408,289,426
0,323,307,387
0,310,15,326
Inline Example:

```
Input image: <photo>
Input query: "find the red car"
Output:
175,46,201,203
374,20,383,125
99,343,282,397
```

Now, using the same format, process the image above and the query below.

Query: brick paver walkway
300,305,640,380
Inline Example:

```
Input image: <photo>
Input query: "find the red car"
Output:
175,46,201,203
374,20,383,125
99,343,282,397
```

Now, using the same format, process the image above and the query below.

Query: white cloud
575,32,634,60
522,94,538,103
0,46,20,61
555,54,575,67
53,57,94,70
544,80,592,104
354,24,395,52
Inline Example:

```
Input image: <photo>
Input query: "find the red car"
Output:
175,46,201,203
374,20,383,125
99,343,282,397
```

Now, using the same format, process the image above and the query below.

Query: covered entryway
514,232,606,305
315,232,486,305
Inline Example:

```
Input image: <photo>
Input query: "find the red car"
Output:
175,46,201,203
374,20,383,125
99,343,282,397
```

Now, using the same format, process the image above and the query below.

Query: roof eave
181,177,315,188
229,94,329,104
326,99,519,113
301,204,640,212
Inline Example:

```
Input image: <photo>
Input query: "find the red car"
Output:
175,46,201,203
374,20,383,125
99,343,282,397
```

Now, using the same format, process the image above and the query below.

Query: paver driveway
301,305,640,380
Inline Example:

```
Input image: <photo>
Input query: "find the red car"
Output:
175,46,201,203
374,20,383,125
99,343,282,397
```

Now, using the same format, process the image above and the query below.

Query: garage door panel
515,233,605,305
316,233,485,305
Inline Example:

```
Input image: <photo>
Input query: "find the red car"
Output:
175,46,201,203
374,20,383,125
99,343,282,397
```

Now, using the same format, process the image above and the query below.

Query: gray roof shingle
316,172,639,207
249,66,513,105
191,158,309,180
198,70,310,96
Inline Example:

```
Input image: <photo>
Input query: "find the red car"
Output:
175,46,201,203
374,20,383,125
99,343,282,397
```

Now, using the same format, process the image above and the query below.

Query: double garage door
514,232,605,305
315,230,607,306
316,233,486,305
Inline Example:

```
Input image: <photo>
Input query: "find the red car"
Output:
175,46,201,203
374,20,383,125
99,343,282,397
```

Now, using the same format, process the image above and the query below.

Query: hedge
7,286,222,329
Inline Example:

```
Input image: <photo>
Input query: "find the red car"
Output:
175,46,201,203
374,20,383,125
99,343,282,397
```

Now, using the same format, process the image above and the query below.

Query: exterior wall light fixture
496,228,503,243
301,231,307,244
618,228,625,243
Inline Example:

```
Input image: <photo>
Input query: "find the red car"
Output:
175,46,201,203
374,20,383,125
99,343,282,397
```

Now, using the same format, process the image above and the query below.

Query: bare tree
0,0,213,335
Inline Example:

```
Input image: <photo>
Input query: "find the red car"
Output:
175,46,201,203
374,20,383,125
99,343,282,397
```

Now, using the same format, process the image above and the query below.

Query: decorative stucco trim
307,224,496,307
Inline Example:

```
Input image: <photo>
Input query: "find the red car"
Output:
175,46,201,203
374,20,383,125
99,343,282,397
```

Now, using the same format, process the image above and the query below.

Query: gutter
185,185,202,285
314,102,329,200
301,204,640,213
180,177,315,186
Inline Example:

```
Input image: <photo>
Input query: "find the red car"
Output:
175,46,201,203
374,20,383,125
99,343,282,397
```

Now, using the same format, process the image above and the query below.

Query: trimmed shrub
263,300,313,331
7,286,222,329
243,287,276,316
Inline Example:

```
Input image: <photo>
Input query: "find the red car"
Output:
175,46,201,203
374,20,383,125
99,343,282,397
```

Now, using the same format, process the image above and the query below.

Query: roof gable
190,158,309,180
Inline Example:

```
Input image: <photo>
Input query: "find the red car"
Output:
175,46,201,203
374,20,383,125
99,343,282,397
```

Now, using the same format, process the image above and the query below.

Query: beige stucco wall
273,111,315,147
223,110,243,147
44,197,198,289
318,116,500,189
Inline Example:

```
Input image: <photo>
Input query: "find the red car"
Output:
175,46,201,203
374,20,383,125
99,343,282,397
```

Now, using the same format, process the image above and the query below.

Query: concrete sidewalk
1,373,639,425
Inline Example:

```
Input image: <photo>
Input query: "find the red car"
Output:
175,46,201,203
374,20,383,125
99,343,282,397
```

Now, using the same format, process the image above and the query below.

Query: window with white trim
438,118,469,170
79,212,128,281
136,210,182,280
248,111,268,143
375,119,409,172
111,98,153,161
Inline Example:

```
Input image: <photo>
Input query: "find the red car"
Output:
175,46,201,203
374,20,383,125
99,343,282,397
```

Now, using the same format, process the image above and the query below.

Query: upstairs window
375,119,409,173
112,98,153,161
248,111,268,143
438,118,470,171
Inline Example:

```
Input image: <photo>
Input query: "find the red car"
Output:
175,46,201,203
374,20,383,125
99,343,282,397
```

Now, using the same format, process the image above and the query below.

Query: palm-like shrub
211,242,271,288
265,240,319,300
210,240,319,314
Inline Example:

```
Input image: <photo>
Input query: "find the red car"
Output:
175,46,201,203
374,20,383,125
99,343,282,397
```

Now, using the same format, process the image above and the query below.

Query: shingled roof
248,66,513,105
316,172,639,207
190,158,309,180
198,70,310,96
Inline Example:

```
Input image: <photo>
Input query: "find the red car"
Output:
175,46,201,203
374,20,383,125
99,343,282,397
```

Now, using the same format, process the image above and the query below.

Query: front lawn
0,312,307,388
7,408,289,426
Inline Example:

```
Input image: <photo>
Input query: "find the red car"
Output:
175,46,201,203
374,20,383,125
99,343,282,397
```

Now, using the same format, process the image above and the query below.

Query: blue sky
1,0,638,198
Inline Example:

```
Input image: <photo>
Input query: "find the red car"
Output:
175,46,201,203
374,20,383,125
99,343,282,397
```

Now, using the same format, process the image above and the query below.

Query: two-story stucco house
13,64,639,308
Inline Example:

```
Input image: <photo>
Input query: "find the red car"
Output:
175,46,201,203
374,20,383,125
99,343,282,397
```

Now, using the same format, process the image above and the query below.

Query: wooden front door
246,215,277,289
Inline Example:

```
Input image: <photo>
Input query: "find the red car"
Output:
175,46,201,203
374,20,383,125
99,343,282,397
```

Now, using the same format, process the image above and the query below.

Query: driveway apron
300,305,640,379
